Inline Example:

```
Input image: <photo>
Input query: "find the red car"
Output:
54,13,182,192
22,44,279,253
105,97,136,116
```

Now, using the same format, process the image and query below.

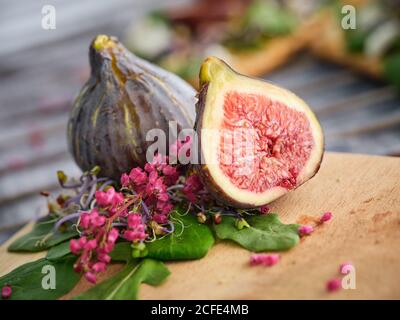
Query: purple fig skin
67,35,196,179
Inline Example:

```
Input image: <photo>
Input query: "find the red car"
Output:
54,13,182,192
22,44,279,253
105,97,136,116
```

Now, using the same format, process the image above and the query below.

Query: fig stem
199,56,232,86
93,34,115,51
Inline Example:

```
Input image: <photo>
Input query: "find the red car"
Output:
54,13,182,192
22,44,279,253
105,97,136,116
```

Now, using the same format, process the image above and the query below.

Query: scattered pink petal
260,205,270,215
320,212,333,223
298,225,314,236
1,285,12,299
250,253,280,267
84,272,97,284
326,278,342,292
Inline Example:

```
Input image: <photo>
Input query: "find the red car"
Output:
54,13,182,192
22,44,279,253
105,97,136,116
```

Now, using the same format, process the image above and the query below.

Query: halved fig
195,57,324,208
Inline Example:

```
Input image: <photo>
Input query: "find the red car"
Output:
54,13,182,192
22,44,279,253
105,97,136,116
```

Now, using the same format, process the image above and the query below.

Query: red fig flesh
195,57,324,208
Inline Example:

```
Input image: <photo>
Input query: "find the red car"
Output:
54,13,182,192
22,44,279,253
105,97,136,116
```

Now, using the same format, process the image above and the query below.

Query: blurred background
0,0,399,244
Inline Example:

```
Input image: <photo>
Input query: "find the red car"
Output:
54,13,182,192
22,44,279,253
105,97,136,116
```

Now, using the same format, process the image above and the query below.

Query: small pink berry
78,236,87,247
107,228,119,244
148,170,158,184
127,213,142,228
260,205,270,215
263,254,280,266
320,212,333,223
85,239,97,250
326,278,342,292
99,242,114,254
111,192,124,206
73,263,83,273
70,239,82,255
1,285,12,299
250,254,262,265
91,262,106,273
250,253,280,267
79,213,91,229
129,168,147,185
84,272,97,284
120,173,130,187
298,225,314,236
153,213,168,224
213,213,222,225
162,165,177,176
92,215,106,227
98,254,111,263
124,230,142,242
157,192,169,202
95,187,124,207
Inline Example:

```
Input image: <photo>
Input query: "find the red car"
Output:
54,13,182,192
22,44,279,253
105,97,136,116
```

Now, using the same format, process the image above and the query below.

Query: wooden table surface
2,0,400,246
1,152,399,299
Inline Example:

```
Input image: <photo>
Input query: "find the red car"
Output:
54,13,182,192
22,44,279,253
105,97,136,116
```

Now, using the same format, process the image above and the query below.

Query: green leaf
46,241,71,261
345,29,368,53
109,242,133,262
213,213,299,252
146,211,214,260
110,211,215,262
0,255,80,300
8,215,78,252
244,1,297,36
384,54,400,90
73,259,170,300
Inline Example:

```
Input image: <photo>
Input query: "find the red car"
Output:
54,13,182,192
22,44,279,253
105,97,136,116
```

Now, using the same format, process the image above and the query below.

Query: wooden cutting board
1,152,400,299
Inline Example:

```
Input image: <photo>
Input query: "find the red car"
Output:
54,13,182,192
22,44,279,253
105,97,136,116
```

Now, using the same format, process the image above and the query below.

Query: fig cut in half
195,57,324,208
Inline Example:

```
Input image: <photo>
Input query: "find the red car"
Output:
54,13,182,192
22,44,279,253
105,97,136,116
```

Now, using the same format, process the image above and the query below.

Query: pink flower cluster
95,187,124,215
67,140,209,284
124,213,147,242
183,174,204,204
70,219,119,283
70,187,125,284
121,153,178,224
250,253,280,267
